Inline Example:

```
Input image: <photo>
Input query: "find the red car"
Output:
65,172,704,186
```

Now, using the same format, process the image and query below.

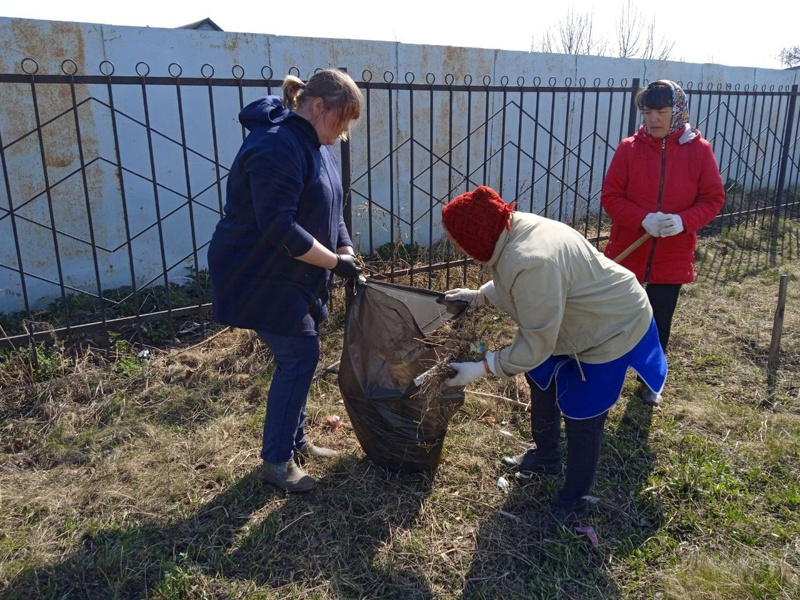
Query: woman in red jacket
601,80,725,406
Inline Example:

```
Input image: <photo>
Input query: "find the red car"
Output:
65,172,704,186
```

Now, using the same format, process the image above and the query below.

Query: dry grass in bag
413,302,494,407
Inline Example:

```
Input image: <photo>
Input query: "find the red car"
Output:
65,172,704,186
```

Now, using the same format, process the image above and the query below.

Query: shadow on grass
3,388,668,599
224,459,435,598
696,219,799,286
607,393,664,550
459,485,622,599
460,391,661,599
4,458,435,599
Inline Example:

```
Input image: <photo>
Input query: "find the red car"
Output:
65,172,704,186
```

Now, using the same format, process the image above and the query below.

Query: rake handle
612,233,652,264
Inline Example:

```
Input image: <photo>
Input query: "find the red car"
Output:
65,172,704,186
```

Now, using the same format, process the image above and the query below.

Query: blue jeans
256,331,320,464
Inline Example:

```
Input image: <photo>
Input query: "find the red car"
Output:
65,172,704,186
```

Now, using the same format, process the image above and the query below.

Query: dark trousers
256,331,320,464
527,376,608,510
646,283,682,352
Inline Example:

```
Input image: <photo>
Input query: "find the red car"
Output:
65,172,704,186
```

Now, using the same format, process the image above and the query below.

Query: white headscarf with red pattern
646,79,700,145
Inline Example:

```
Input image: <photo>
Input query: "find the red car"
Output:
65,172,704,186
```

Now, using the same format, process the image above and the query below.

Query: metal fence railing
1,59,799,348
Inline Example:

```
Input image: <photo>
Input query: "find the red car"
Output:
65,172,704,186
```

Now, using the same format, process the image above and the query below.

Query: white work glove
444,352,496,387
479,281,500,307
641,212,668,237
444,288,483,307
660,214,684,237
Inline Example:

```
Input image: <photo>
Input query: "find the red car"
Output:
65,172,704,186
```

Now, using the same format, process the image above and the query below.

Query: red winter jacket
601,125,725,284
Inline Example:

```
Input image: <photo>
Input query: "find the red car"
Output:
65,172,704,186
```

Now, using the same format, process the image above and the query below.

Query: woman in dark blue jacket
208,70,363,493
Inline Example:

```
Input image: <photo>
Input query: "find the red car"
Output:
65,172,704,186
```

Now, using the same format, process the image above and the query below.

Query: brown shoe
295,443,339,460
259,460,317,493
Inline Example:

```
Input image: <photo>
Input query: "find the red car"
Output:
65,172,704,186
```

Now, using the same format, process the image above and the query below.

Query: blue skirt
527,318,667,419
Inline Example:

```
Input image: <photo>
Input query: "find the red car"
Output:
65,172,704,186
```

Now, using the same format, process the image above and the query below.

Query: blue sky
0,0,796,70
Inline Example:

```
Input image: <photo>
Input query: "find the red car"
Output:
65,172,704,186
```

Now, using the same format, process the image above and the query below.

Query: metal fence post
627,78,641,137
775,84,798,215
770,84,798,265
339,67,353,235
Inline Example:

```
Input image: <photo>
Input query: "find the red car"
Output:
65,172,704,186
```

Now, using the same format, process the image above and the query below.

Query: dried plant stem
313,360,341,381
172,326,230,355
467,390,530,409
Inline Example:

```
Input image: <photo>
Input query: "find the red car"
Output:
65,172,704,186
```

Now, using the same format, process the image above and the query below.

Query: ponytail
281,70,363,137
282,75,306,110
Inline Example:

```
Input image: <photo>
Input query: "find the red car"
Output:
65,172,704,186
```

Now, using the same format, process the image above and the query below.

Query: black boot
502,448,562,474
551,499,590,525
508,376,564,475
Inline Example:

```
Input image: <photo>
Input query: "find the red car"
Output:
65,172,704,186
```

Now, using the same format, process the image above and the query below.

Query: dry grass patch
1,221,799,599
662,553,800,599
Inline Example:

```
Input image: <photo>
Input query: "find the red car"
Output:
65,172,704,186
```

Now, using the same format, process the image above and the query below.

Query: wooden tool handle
613,233,652,264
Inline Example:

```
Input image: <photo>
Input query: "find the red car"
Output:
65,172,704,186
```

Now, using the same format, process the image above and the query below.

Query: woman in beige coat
441,186,667,523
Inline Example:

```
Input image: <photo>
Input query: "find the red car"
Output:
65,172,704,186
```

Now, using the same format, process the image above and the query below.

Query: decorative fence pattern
1,59,798,347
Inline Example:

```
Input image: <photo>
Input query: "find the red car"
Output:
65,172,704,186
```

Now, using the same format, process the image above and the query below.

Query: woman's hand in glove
443,361,486,387
641,212,667,237
444,288,483,306
444,353,495,387
659,214,684,237
331,255,362,279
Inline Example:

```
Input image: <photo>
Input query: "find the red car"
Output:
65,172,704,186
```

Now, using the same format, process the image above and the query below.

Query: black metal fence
1,60,799,348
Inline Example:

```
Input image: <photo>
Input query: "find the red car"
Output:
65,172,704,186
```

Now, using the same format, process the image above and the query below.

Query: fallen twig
172,327,230,355
467,390,530,409
277,510,313,535
499,429,534,448
313,360,341,381
499,510,523,523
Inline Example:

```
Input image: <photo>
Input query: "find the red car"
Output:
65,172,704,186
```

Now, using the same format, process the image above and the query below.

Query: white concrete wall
0,17,798,312
1,18,796,88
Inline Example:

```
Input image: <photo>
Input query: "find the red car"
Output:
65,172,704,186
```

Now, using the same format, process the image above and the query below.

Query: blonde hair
283,70,363,141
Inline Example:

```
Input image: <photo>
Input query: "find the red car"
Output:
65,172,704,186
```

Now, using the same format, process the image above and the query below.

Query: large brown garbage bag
338,280,467,472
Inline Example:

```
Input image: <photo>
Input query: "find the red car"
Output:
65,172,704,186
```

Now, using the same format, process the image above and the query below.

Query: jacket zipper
643,137,667,286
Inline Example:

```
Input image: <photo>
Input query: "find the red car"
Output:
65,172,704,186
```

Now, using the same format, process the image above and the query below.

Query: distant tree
779,46,800,68
616,0,674,60
639,17,675,60
616,0,643,58
536,8,608,56
535,2,674,60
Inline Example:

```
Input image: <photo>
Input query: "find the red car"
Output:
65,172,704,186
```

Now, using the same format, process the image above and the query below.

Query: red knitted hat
441,186,515,262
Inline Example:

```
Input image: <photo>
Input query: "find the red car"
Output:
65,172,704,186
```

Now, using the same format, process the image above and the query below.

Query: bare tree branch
534,3,673,61
779,46,800,68
617,0,643,58
641,17,675,61
535,8,607,56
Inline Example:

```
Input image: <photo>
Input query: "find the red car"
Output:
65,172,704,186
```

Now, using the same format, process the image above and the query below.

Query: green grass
0,266,212,345
1,221,799,599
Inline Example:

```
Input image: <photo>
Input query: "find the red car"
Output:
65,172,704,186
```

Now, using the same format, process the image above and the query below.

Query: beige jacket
484,212,653,379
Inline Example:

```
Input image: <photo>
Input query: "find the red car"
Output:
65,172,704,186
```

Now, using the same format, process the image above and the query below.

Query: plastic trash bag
338,280,467,472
